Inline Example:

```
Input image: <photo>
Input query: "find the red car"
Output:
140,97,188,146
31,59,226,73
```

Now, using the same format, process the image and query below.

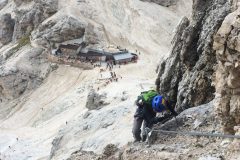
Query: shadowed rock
0,14,15,45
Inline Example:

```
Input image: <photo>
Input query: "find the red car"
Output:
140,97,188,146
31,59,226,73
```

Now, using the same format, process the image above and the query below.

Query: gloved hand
135,98,144,107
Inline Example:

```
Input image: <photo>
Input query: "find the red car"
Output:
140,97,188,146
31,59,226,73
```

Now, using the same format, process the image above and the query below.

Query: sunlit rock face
213,2,240,136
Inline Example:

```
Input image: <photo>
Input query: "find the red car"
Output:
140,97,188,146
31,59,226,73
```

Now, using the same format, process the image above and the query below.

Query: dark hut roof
113,52,134,61
78,49,110,57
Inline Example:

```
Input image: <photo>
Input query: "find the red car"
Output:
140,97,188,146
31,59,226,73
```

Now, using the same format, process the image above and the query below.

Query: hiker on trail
132,90,178,142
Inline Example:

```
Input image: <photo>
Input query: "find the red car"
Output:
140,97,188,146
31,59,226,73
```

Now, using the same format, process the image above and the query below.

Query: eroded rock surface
156,0,232,111
140,0,177,7
0,47,51,101
13,0,58,41
213,2,240,135
213,3,240,158
0,14,15,45
31,16,86,48
13,0,32,6
0,0,8,10
85,89,108,110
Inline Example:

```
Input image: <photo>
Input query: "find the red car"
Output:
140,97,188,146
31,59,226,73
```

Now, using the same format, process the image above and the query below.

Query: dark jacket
134,96,178,127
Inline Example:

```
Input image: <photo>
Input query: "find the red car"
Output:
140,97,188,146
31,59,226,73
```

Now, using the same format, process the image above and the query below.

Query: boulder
85,89,108,110
0,14,15,45
49,135,64,159
149,101,214,144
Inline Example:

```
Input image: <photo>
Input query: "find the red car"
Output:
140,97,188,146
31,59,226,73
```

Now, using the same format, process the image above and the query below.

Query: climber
132,90,178,142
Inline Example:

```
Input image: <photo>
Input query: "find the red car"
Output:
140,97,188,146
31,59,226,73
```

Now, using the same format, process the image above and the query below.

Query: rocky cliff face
0,47,51,101
0,0,58,101
155,0,240,158
213,1,240,135
213,2,240,158
31,16,87,48
13,0,58,41
156,0,232,111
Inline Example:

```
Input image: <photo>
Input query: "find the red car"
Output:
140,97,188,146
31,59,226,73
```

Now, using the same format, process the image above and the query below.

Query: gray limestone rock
31,16,86,48
140,0,177,7
13,0,58,41
13,0,32,6
49,135,64,159
0,14,15,45
213,2,240,136
149,101,215,144
0,48,51,101
0,0,8,10
85,89,108,110
156,0,232,111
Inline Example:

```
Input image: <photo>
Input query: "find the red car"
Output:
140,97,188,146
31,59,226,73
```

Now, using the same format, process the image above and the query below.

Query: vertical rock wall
156,0,232,111
213,1,240,137
213,3,240,157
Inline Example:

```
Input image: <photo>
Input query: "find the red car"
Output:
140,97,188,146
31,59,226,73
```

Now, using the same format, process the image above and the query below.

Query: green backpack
139,90,159,105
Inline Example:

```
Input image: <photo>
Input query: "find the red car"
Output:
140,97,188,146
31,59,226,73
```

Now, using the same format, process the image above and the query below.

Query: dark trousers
132,106,156,141
132,117,148,141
